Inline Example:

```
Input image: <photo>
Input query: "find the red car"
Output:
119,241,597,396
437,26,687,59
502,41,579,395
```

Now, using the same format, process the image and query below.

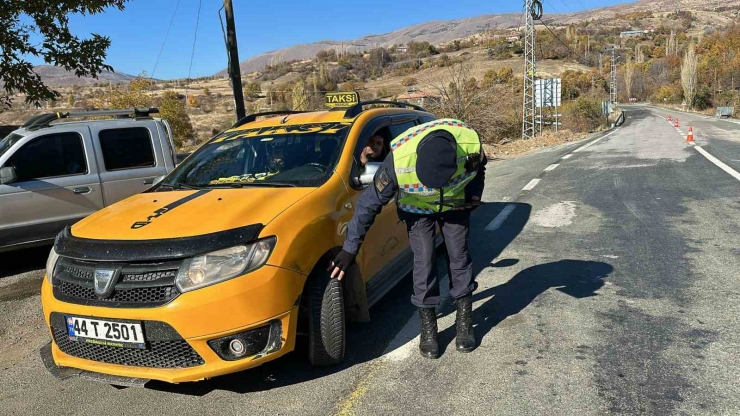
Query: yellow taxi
41,96,437,384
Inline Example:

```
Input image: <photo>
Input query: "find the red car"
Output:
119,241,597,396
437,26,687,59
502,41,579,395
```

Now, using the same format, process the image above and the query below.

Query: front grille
58,281,179,305
63,264,93,280
52,327,204,368
52,258,181,308
122,270,178,282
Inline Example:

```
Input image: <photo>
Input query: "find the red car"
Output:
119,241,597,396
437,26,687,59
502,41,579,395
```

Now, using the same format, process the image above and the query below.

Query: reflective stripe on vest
391,118,481,214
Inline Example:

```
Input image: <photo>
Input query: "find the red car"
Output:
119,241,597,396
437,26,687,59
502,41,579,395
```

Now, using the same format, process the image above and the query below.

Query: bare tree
624,58,635,99
291,79,309,111
681,41,698,109
667,30,677,56
423,62,521,143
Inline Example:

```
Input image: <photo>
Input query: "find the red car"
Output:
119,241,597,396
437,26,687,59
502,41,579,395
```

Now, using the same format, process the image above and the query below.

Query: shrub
562,95,605,133
401,77,417,86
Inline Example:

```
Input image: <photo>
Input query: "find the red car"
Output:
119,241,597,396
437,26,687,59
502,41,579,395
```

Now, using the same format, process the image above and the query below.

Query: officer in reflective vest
330,119,486,359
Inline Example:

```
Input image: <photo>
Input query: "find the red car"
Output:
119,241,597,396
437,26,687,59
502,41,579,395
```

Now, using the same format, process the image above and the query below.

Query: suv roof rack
231,111,309,129
22,108,160,131
338,100,427,119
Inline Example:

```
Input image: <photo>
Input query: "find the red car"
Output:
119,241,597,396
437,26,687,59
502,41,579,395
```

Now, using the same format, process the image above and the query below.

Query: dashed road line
561,154,573,160
522,178,540,191
485,204,517,231
573,129,619,153
544,163,559,172
694,146,740,182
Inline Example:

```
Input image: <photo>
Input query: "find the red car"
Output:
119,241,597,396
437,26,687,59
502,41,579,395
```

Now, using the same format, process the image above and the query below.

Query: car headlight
46,247,60,284
175,237,276,293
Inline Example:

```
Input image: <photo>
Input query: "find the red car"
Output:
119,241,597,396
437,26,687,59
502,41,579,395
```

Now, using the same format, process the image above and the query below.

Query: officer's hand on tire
329,250,356,280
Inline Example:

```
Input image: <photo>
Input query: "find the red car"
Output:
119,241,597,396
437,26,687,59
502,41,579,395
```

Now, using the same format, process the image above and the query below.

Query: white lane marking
694,146,740,182
522,178,540,191
574,129,619,153
485,204,517,231
561,154,573,160
544,163,559,172
382,275,450,361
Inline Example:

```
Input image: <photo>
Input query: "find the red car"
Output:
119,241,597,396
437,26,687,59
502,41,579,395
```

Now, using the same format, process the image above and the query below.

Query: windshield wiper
157,182,204,191
205,181,297,188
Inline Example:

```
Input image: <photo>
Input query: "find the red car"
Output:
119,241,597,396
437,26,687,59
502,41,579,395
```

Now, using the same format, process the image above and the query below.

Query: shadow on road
146,202,531,396
437,260,613,352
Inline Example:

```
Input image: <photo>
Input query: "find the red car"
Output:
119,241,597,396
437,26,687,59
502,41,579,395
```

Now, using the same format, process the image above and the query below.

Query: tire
306,270,346,366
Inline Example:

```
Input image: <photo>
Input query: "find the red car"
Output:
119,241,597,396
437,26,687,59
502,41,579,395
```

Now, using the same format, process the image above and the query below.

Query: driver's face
366,135,384,157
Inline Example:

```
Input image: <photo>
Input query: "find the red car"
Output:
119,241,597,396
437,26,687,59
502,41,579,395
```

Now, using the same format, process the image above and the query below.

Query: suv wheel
306,270,346,366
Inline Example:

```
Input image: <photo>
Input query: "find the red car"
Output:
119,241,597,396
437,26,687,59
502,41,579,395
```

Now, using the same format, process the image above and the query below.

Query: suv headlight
175,237,276,293
46,247,60,284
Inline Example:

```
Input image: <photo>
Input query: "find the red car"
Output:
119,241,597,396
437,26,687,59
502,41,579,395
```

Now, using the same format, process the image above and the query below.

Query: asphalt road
1,105,739,415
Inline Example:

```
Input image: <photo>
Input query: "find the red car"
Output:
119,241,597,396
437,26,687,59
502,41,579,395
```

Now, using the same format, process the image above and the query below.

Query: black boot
455,294,476,352
418,307,439,359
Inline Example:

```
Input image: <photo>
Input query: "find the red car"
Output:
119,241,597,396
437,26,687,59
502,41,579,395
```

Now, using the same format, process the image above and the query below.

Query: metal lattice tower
610,48,617,104
522,0,537,140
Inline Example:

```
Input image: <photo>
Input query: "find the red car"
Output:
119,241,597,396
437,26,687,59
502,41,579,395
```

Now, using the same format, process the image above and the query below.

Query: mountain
216,0,740,76
33,65,137,86
215,13,522,76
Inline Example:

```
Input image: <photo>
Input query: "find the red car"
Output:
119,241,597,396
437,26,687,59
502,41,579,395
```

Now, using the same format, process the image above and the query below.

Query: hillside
32,65,137,86
216,0,740,76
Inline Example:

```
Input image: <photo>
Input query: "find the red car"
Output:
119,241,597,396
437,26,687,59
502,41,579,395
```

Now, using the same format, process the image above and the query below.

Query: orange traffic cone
687,126,694,142
674,118,679,128
668,115,672,121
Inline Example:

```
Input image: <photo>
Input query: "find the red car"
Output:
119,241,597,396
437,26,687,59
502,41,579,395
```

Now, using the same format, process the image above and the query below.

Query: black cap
416,131,457,189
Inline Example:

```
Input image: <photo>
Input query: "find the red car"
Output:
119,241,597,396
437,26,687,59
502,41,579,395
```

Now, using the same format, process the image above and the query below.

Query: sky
26,0,631,80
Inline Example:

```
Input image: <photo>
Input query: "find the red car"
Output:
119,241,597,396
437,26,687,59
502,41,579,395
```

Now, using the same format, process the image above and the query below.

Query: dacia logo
94,269,118,298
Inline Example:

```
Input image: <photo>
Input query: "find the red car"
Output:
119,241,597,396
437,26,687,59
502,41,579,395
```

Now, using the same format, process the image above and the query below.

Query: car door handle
143,178,154,185
73,186,92,195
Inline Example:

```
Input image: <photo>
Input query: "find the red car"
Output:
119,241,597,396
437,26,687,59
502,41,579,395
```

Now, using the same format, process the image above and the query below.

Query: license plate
65,316,145,349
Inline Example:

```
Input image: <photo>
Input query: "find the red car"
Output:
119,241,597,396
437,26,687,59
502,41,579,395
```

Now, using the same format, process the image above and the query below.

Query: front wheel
306,271,346,366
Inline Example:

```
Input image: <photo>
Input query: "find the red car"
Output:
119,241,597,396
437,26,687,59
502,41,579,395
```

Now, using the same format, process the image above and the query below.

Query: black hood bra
54,224,264,262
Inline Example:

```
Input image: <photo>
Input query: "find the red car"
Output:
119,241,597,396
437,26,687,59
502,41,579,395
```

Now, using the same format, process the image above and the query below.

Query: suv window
99,127,155,170
4,133,87,181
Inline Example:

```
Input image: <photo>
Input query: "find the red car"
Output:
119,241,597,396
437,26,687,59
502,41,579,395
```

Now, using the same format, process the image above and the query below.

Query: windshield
163,122,351,188
0,133,24,159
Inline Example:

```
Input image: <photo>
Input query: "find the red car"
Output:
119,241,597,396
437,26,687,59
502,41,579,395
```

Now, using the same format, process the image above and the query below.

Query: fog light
207,323,276,361
229,339,246,356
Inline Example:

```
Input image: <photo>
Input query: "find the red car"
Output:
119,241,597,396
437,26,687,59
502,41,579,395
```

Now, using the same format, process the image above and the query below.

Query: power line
555,0,575,13
572,0,588,11
187,0,204,81
542,0,563,15
150,0,182,79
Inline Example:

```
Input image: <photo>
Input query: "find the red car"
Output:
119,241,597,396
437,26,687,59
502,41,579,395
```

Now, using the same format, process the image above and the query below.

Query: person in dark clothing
330,119,486,359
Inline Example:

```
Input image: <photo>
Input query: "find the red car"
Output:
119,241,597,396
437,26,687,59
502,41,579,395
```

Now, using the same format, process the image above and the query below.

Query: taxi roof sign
325,91,359,109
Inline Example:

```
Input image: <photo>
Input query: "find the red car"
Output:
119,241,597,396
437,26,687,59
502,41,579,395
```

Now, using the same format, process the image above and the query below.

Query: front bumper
41,264,305,383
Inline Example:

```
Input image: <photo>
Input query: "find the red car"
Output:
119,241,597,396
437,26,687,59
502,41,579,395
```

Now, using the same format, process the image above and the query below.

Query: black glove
331,249,356,273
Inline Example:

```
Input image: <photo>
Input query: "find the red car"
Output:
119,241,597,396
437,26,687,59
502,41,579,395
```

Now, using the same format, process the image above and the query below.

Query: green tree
0,1,129,110
160,90,194,148
67,94,75,107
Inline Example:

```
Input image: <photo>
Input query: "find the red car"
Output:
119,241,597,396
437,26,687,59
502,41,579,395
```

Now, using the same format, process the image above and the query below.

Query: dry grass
483,129,589,159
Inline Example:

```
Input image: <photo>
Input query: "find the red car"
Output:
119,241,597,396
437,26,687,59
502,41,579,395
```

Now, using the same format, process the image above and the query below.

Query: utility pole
522,0,541,140
224,0,246,120
610,48,618,104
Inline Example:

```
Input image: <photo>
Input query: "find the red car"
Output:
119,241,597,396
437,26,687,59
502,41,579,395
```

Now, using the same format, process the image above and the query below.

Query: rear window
99,127,155,170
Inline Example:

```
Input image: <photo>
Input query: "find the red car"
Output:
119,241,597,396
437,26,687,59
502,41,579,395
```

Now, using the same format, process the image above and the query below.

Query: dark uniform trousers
403,210,474,308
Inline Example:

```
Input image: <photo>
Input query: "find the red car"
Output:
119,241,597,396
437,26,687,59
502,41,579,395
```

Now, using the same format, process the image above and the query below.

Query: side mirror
152,175,166,186
358,162,382,188
0,166,17,185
